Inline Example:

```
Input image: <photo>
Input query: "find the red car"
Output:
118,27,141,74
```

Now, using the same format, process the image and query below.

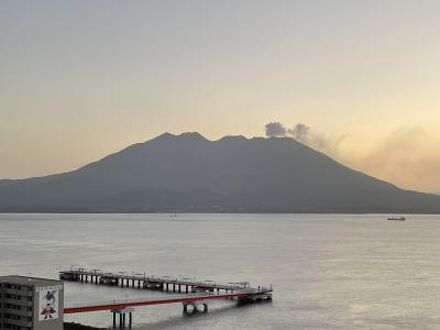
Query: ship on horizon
387,216,406,221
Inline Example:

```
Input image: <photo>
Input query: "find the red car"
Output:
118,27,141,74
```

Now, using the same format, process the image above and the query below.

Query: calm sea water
1,213,440,329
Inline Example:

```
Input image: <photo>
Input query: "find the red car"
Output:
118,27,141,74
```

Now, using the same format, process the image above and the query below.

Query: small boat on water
387,216,406,221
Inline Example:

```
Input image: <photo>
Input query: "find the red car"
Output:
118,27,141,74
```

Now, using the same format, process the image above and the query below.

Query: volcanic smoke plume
265,122,287,138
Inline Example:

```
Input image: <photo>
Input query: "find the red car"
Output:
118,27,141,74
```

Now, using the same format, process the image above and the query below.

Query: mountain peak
152,132,209,142
150,132,176,142
177,132,209,142
217,135,248,143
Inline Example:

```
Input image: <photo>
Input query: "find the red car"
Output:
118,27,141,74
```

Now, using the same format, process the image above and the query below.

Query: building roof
0,275,62,287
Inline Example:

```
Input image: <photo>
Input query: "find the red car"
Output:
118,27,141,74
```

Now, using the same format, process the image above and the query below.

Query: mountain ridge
0,132,439,213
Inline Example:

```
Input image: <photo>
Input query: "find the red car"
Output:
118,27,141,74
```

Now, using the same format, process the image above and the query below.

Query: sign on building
37,285,62,321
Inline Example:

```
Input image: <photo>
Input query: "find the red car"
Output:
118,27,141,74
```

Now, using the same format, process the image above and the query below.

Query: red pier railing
64,290,272,314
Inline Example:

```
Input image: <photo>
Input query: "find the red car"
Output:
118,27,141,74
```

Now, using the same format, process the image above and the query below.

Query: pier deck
64,289,272,314
60,268,273,328
60,268,261,294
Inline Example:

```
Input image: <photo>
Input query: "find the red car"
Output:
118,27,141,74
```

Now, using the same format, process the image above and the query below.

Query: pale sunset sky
1,0,439,192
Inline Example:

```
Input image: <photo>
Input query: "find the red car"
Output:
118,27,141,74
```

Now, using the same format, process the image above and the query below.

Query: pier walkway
64,289,272,314
60,268,258,294
60,268,273,328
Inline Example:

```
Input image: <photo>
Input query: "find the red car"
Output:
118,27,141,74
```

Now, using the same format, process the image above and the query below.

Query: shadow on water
132,300,273,330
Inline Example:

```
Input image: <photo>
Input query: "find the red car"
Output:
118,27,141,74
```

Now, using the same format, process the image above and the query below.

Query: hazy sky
1,0,440,192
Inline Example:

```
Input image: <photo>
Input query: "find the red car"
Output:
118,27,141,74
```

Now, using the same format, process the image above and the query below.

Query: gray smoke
265,122,287,137
265,122,439,192
265,122,311,141
287,123,310,142
264,121,344,156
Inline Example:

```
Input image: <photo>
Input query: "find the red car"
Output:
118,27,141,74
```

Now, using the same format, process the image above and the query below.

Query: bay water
1,213,440,329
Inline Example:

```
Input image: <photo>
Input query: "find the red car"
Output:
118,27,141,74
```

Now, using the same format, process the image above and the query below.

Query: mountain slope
0,132,439,213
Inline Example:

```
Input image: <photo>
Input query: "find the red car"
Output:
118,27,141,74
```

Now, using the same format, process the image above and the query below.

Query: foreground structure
0,270,272,329
0,276,64,330
61,268,273,328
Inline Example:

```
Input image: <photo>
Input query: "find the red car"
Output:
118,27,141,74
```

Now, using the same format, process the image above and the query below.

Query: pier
60,268,273,328
60,268,258,294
